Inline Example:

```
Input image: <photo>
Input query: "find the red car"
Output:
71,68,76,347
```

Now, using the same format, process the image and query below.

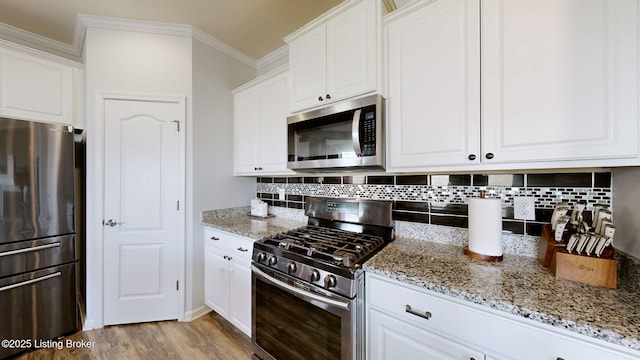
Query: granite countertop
201,207,307,240
201,207,640,352
364,237,640,352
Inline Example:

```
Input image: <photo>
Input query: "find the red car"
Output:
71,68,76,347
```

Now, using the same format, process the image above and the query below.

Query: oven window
255,278,342,360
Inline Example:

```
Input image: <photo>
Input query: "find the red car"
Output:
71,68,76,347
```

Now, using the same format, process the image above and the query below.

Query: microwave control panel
362,110,376,156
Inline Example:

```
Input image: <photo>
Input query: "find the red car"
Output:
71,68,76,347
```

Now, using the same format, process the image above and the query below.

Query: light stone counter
364,236,640,352
201,207,640,352
201,206,307,240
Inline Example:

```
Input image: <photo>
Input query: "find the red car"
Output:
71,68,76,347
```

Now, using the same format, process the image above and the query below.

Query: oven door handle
252,265,350,311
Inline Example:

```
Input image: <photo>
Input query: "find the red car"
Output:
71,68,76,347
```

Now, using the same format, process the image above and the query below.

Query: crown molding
191,27,256,70
0,22,81,61
256,44,288,73
77,14,193,38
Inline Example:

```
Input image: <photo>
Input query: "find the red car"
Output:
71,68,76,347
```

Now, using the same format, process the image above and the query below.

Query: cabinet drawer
369,308,484,360
366,273,639,360
203,227,253,260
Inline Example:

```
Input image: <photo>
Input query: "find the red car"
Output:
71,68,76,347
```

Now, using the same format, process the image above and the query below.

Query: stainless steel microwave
287,94,385,172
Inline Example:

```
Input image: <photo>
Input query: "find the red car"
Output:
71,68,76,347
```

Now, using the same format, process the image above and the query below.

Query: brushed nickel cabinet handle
405,304,431,320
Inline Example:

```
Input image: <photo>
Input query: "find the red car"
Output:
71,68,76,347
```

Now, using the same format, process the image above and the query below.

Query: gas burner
252,197,394,298
262,225,385,268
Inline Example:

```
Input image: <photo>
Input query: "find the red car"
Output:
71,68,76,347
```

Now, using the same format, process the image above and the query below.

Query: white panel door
233,87,260,174
326,0,377,102
386,0,480,169
204,245,230,318
259,72,291,173
481,0,639,163
0,48,74,125
103,98,184,325
229,259,252,336
288,26,327,112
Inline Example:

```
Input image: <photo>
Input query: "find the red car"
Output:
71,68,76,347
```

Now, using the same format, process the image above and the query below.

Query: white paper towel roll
468,197,503,257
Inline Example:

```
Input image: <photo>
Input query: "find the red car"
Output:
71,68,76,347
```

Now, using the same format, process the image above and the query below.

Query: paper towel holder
464,190,504,262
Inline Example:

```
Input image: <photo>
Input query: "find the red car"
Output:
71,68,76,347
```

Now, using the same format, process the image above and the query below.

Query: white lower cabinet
369,309,484,360
204,226,253,336
366,273,639,360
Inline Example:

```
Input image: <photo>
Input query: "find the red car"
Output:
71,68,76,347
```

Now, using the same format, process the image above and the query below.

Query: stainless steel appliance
251,197,394,360
287,94,385,172
0,118,78,359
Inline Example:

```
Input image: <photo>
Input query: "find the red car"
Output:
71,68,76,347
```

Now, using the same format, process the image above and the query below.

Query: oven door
251,264,357,360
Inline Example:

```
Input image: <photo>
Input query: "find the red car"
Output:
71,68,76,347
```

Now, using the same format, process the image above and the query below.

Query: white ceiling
0,0,345,60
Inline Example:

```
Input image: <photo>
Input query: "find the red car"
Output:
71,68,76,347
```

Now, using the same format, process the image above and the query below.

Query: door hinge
177,200,180,210
176,280,179,291
172,120,180,132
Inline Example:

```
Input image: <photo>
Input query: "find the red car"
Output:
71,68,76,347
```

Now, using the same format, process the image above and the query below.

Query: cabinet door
233,87,260,174
258,72,291,174
288,26,327,112
481,0,639,163
0,47,75,125
368,309,484,360
326,0,377,103
204,245,230,318
386,0,481,170
229,258,252,336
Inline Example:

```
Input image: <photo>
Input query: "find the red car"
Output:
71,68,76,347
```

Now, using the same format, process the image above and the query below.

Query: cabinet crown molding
284,0,365,43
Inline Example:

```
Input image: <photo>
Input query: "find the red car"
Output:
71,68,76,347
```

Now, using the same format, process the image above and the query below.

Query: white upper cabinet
287,0,380,113
481,0,639,164
386,0,481,169
233,66,292,176
386,0,639,172
0,40,81,127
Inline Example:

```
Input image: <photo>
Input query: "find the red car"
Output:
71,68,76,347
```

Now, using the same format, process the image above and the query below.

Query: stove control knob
256,252,267,262
308,269,320,282
268,256,278,266
324,275,337,289
286,262,297,274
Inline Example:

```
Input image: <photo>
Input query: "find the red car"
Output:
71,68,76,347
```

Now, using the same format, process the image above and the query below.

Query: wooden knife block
538,224,617,289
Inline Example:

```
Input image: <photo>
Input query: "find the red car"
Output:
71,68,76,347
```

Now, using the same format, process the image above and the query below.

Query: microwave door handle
351,109,362,156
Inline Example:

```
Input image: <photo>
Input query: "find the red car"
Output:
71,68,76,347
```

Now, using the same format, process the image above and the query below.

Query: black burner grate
261,226,385,267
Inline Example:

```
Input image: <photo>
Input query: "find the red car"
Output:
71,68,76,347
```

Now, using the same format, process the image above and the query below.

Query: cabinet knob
326,94,331,100
485,152,495,160
318,96,324,101
468,154,476,161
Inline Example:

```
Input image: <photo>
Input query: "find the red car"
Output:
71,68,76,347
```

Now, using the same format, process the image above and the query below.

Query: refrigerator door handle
0,242,61,257
0,272,61,293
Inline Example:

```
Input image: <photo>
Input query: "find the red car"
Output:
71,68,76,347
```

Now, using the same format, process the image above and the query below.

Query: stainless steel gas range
251,197,394,360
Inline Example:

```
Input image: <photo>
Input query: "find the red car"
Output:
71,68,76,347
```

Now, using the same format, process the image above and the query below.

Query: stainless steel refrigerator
0,117,78,358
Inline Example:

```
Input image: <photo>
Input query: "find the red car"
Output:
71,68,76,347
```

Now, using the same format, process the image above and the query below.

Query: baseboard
183,305,211,322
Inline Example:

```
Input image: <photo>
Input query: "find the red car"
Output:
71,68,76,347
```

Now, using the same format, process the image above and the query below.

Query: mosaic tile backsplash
255,172,612,237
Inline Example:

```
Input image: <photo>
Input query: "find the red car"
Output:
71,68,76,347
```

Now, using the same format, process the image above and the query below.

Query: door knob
104,219,120,227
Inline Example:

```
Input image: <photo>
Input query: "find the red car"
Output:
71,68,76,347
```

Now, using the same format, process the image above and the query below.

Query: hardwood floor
15,312,251,360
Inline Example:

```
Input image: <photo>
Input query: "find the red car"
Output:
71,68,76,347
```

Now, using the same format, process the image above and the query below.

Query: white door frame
85,92,186,329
